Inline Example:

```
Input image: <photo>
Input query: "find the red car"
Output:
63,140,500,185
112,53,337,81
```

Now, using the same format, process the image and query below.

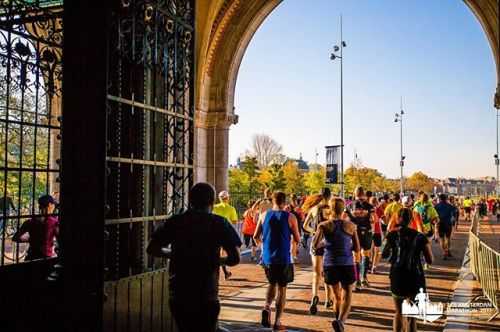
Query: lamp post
495,109,499,196
394,98,405,195
330,15,346,197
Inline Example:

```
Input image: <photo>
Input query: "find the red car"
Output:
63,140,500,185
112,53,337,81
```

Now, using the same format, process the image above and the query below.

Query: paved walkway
217,221,493,331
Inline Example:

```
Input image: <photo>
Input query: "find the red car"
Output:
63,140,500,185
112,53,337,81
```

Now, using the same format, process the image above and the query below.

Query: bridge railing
467,212,500,321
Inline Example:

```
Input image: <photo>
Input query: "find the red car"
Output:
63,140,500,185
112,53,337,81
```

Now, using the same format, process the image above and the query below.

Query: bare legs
310,254,332,313
331,282,354,330
371,245,381,273
264,283,287,327
393,297,417,332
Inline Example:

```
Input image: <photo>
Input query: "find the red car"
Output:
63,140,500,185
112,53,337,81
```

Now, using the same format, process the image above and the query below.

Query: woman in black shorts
312,197,360,332
382,208,433,332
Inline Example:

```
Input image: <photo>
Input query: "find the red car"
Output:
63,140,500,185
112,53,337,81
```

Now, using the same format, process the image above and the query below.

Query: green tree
228,168,250,194
304,166,326,194
268,164,286,192
406,171,435,193
283,161,305,194
240,156,261,194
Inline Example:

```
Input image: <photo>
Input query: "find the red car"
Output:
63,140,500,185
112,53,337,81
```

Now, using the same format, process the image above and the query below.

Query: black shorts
243,234,256,247
373,233,382,247
438,224,452,238
170,300,220,332
357,228,373,251
311,247,325,256
464,207,472,214
263,264,294,287
324,265,356,287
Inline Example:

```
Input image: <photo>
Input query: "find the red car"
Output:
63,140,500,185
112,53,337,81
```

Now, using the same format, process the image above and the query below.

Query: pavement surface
217,219,499,331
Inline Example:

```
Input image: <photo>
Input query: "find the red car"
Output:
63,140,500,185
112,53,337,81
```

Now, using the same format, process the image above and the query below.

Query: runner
462,196,473,221
435,194,458,259
12,195,58,261
212,190,239,279
303,188,334,314
384,193,403,232
449,196,460,230
370,196,383,273
286,194,304,262
254,191,300,331
312,197,360,332
147,183,241,332
346,186,375,289
242,200,257,261
382,208,433,332
413,192,439,242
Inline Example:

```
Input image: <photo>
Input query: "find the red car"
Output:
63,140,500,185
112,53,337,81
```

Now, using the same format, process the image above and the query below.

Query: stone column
194,110,238,193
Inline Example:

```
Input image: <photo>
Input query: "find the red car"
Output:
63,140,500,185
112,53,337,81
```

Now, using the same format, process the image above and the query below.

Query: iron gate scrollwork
104,0,194,330
0,1,63,266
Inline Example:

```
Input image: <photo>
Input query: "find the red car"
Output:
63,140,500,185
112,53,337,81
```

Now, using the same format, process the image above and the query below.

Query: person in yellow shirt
212,190,239,279
384,193,403,232
462,196,473,222
213,191,238,224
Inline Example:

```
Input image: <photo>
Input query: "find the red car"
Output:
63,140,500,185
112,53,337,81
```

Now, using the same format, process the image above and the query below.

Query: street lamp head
333,45,340,52
394,118,399,123
495,154,498,159
401,110,405,115
330,53,336,60
342,41,347,47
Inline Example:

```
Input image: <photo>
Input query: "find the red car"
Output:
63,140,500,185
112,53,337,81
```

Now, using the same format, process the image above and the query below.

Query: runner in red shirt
242,200,258,261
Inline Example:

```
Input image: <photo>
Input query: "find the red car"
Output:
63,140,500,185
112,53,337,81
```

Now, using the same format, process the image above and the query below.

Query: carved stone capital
195,109,239,129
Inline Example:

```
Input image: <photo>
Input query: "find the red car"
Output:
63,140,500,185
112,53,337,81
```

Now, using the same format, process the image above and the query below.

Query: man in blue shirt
434,194,458,259
254,191,300,330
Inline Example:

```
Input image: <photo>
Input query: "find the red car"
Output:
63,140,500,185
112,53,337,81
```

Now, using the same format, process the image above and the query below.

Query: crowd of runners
146,182,487,332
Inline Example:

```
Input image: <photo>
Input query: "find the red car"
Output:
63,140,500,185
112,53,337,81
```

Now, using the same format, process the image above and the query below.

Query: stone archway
195,0,500,191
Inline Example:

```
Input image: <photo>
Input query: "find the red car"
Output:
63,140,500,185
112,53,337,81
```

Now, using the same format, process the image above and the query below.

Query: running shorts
243,234,256,248
373,233,382,247
324,265,356,287
464,207,472,214
357,227,373,251
263,264,294,287
438,223,452,238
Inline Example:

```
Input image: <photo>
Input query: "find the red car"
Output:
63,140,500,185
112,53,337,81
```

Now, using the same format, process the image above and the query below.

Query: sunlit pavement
218,222,473,332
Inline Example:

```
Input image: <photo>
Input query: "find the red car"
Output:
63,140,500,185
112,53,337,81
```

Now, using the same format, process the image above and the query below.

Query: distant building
285,154,310,173
437,177,496,196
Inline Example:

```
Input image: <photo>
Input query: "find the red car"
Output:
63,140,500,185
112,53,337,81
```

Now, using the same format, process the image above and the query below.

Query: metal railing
467,212,500,321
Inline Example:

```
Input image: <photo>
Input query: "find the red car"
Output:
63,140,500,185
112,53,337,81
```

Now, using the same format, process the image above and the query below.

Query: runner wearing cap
13,194,59,261
213,190,239,279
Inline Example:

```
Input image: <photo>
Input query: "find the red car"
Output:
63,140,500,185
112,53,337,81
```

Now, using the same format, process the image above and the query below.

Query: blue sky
230,0,497,179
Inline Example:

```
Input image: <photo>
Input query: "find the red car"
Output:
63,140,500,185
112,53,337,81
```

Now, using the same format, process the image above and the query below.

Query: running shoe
355,280,362,291
261,308,271,328
332,319,345,332
361,279,370,288
224,271,232,280
309,295,319,315
325,300,333,309
273,323,286,331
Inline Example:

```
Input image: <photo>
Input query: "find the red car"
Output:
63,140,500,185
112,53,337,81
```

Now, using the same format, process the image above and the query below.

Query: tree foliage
283,161,305,195
406,171,436,193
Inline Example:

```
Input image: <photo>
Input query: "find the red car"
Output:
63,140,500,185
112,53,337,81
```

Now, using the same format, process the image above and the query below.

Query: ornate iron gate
103,1,194,330
0,2,63,265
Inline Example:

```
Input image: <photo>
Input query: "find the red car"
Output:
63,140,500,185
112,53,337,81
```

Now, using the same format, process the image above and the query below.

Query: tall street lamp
394,98,405,195
495,109,499,196
330,15,346,197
